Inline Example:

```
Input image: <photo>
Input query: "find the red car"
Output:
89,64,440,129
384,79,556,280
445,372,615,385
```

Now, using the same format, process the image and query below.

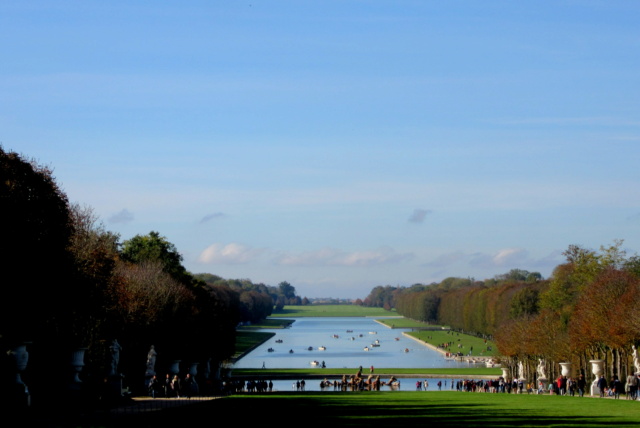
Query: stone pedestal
7,343,31,409
501,367,509,379
537,378,548,394
589,359,604,396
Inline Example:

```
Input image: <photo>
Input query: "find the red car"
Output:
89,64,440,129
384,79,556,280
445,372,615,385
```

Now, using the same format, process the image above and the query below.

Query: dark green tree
120,231,191,285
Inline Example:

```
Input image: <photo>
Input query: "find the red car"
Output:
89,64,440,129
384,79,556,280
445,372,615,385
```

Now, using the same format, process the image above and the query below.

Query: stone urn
169,360,181,375
71,348,88,386
189,362,199,377
559,362,572,378
590,359,604,378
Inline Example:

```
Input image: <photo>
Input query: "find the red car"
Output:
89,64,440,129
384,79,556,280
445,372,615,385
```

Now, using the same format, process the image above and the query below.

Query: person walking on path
148,375,159,398
577,374,587,397
171,374,181,398
597,375,607,398
163,374,172,397
626,372,638,400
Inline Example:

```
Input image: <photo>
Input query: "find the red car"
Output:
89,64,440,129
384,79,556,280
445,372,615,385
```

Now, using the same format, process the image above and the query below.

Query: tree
509,286,540,319
278,281,296,300
120,231,191,285
0,147,75,344
0,147,84,403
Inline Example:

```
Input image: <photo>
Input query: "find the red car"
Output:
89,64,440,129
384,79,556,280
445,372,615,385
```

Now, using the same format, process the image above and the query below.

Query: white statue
109,339,122,376
537,358,547,379
146,345,157,376
633,345,640,374
518,361,524,380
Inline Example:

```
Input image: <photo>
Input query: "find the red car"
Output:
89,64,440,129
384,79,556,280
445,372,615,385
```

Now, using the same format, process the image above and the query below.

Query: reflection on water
232,317,474,370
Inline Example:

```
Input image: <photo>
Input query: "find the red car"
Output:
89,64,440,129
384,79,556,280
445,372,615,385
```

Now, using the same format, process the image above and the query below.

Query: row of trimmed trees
389,241,640,384
0,147,298,411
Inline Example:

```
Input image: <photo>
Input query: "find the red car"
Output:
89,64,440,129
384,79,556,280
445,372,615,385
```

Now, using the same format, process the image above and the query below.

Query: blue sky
2,1,639,299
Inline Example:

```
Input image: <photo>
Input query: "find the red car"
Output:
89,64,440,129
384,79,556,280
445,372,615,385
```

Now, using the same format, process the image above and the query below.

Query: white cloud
492,248,529,266
197,243,265,264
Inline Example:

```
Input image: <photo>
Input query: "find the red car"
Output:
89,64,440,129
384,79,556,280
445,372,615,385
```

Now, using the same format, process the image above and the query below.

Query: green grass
270,304,398,317
238,318,295,329
407,330,499,358
375,318,444,328
105,391,640,427
233,331,275,358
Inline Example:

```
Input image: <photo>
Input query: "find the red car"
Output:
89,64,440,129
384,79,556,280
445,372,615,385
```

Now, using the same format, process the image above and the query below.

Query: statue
109,339,122,377
537,358,547,379
633,345,640,374
518,361,524,380
146,345,157,376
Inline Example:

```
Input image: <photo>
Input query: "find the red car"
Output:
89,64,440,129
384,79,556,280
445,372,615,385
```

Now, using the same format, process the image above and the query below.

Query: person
597,375,607,398
163,373,172,397
171,374,181,398
626,372,636,400
183,373,196,398
611,375,622,399
633,345,640,375
577,374,587,397
567,377,575,396
148,375,159,398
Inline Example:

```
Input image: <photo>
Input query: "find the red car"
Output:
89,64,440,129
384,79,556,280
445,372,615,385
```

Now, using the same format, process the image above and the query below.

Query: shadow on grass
77,392,638,428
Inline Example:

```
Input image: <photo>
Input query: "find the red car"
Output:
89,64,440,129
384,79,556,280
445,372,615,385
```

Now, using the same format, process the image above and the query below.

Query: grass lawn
107,391,640,427
407,330,499,358
375,317,444,329
270,304,398,317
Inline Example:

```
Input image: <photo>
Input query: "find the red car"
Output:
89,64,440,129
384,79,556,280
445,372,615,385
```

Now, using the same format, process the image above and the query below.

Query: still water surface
233,317,471,370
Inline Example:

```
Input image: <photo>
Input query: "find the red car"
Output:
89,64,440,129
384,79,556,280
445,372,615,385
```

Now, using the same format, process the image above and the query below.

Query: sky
2,1,639,300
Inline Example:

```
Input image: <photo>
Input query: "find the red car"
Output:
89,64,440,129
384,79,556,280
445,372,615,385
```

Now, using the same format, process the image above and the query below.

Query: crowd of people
146,373,199,398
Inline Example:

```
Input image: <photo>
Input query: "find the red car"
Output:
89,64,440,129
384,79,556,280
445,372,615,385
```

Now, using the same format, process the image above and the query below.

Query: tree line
362,242,640,382
0,146,302,406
